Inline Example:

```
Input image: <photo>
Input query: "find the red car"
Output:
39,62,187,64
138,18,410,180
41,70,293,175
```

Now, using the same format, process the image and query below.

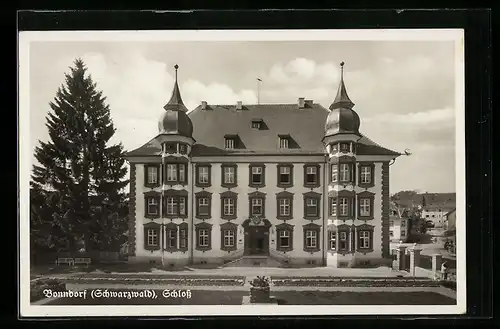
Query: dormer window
224,134,238,149
280,138,289,149
251,118,263,129
278,134,291,149
340,143,350,153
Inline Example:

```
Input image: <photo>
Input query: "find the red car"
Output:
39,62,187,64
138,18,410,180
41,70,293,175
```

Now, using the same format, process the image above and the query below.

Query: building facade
125,63,402,268
422,207,455,228
389,205,409,243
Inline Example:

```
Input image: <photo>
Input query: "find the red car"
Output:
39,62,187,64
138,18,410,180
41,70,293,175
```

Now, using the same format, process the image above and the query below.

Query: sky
27,39,458,194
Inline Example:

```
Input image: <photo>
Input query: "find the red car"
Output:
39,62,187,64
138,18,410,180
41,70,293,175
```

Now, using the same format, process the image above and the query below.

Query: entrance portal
242,217,272,256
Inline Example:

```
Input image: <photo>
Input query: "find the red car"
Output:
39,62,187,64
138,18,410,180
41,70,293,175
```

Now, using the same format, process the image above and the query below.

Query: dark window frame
356,224,375,253
358,162,375,188
164,222,178,252
303,191,321,220
195,191,212,219
221,164,238,188
276,222,294,252
143,222,161,251
162,189,189,219
357,191,375,220
276,191,293,220
303,163,321,188
248,191,266,217
249,164,266,188
195,222,213,251
277,164,294,188
178,222,188,252
195,164,212,187
144,191,161,219
302,223,321,252
144,164,161,188
220,221,238,252
220,191,238,220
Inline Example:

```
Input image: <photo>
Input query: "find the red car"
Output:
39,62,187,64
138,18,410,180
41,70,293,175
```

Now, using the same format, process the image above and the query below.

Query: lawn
40,290,455,305
272,291,456,305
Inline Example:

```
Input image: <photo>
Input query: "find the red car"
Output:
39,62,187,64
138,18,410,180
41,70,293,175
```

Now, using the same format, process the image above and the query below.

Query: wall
192,157,326,265
131,163,193,265
390,217,409,242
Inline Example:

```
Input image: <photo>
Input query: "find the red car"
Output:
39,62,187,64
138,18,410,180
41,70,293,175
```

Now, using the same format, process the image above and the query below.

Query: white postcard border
18,29,466,317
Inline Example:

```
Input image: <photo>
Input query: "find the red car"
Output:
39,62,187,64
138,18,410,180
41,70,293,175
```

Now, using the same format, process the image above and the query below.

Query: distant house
421,206,455,228
444,208,456,232
389,204,409,242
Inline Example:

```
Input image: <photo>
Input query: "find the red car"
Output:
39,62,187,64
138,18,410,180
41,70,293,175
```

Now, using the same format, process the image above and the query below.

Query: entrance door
245,226,269,255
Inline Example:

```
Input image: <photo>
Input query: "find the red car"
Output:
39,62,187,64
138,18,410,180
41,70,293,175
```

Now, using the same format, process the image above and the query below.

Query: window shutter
303,198,307,218
144,165,149,187
143,226,148,250
351,163,356,183
144,196,148,217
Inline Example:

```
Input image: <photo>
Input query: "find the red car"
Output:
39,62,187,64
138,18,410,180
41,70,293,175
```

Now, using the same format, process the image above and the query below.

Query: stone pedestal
432,254,443,280
409,248,422,277
395,246,407,271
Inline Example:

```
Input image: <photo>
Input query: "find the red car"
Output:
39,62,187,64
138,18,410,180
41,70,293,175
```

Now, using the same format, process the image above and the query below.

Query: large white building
125,63,402,268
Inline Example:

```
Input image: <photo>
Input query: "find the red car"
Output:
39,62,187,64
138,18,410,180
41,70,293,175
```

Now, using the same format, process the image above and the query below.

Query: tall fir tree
31,59,129,253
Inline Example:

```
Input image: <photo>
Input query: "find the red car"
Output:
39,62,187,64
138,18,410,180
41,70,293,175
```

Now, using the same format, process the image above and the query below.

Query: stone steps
224,256,283,267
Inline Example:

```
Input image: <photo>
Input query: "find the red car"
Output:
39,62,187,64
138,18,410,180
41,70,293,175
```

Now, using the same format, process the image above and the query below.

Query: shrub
249,276,270,288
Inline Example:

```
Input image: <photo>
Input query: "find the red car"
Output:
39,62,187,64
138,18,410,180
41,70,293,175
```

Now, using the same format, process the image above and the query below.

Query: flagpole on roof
257,78,262,104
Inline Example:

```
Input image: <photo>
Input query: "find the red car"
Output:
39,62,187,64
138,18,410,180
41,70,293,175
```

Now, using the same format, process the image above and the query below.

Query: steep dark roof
125,103,401,158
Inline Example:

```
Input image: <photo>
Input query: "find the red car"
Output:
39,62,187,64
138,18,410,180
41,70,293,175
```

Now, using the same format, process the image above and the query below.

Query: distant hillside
392,191,456,209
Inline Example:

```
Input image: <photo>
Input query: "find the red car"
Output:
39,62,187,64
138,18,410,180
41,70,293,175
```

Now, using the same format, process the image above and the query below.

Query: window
165,143,177,153
251,198,263,216
166,196,177,216
359,231,370,249
179,144,187,154
340,143,350,153
339,197,349,216
195,222,212,251
390,220,394,226
167,229,176,249
252,122,261,129
401,230,406,237
360,166,372,184
331,164,338,183
198,197,209,216
167,164,177,182
339,231,348,250
330,198,337,216
147,197,158,215
179,227,188,249
359,198,371,216
179,197,186,216
305,230,317,248
329,231,336,250
223,198,235,216
223,230,235,247
305,166,318,185
331,143,339,153
279,198,290,216
401,221,406,227
389,230,394,237
279,138,289,149
147,166,158,184
340,164,350,182
198,229,209,247
251,166,263,185
179,164,186,183
225,138,235,149
198,166,209,184
279,166,291,185
223,166,235,184
279,230,290,248
306,198,318,217
147,229,158,246
145,165,159,186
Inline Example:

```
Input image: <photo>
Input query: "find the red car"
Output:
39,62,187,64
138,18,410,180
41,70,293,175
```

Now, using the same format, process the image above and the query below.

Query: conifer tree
31,59,128,253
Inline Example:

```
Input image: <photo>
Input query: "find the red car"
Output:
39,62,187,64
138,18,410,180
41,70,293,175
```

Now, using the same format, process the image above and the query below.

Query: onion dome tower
155,65,194,226
324,62,360,225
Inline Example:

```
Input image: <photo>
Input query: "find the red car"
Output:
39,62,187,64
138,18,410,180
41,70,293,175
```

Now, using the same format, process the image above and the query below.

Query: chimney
236,101,242,110
304,99,313,107
298,97,305,108
201,101,207,110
